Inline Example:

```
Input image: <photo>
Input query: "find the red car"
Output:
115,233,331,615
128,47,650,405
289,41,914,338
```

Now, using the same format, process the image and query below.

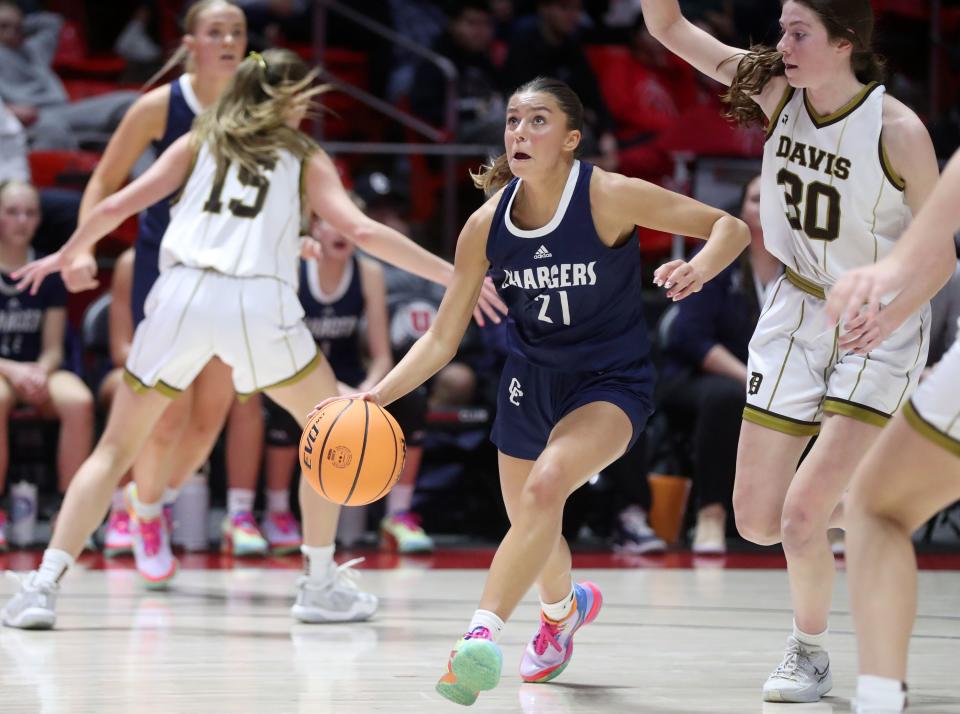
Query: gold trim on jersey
785,268,826,299
878,137,906,191
903,399,960,458
167,146,200,208
743,405,820,436
236,349,322,401
803,81,881,129
123,369,181,399
765,86,796,142
823,397,890,427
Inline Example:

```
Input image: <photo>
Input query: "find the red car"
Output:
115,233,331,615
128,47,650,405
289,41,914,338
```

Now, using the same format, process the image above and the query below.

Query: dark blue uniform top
485,161,650,372
131,76,198,325
0,262,67,362
299,256,366,387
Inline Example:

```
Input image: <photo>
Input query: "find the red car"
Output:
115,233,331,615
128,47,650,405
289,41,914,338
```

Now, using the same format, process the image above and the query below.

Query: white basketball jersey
162,143,305,287
760,82,910,287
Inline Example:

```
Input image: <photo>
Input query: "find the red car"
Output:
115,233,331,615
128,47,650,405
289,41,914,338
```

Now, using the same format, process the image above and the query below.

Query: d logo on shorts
748,372,763,396
508,378,523,406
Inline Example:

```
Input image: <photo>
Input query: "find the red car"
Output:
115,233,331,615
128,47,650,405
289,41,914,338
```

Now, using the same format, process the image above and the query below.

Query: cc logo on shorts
326,445,353,468
508,378,523,406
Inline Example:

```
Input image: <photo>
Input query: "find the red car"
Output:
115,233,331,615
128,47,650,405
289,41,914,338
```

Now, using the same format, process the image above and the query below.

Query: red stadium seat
28,150,101,189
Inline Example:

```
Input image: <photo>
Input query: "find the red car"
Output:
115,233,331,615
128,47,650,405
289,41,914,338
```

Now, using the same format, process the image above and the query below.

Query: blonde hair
0,180,39,206
191,48,324,176
471,77,583,196
143,0,245,90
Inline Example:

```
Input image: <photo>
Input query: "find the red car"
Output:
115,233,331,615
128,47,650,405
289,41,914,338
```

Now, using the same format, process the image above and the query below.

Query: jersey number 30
777,168,841,242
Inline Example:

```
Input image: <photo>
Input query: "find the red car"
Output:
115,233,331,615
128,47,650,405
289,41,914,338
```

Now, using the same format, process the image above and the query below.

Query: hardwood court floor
1,552,959,713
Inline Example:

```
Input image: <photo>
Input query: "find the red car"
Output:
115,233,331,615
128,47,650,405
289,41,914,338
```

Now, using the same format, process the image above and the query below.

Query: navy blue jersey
138,75,201,253
299,256,366,386
0,258,67,362
485,161,650,372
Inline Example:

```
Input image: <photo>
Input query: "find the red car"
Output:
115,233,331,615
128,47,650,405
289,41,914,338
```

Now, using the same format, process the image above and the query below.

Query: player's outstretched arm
828,147,960,334
312,204,494,414
831,103,946,354
599,171,750,301
640,0,787,118
305,149,506,326
14,135,196,295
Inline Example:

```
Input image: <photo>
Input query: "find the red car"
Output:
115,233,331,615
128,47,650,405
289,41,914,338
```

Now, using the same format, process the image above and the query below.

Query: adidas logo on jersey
534,245,552,259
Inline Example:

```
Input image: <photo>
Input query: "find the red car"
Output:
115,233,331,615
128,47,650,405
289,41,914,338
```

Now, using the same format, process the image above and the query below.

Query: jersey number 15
203,159,276,219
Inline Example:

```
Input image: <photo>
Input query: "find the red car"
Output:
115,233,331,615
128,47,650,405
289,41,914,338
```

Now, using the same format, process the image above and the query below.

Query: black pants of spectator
603,431,652,513
37,189,82,256
660,373,744,513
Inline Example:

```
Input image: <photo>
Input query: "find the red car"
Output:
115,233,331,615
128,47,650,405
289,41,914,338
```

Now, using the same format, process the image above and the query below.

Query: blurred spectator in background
0,180,94,549
599,14,698,182
0,2,137,150
0,98,28,183
659,175,780,554
410,0,504,146
502,0,618,170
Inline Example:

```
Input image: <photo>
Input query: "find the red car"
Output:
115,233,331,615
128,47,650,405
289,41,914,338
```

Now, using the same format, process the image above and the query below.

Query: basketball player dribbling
640,0,940,702
0,49,502,630
313,76,751,705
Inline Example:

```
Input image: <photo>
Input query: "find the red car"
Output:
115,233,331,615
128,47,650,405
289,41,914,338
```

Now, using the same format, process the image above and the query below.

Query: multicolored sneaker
520,581,603,683
380,512,434,553
221,512,269,557
103,508,133,557
126,484,177,589
262,511,302,555
436,626,503,706
0,511,7,552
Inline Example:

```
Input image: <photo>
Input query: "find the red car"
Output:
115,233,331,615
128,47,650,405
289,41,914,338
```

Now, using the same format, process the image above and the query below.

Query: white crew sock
130,489,163,520
301,544,335,582
163,487,181,506
857,675,906,712
267,489,290,514
794,620,828,651
541,586,576,622
227,488,255,516
386,483,414,516
467,609,504,642
36,549,74,586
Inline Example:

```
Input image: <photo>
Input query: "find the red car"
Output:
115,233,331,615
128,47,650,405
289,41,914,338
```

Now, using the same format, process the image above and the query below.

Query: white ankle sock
111,489,126,511
37,549,74,586
163,487,181,506
857,675,906,711
301,544,335,582
386,483,413,516
794,620,828,650
130,490,163,520
541,586,576,622
227,488,255,516
267,489,289,513
467,609,504,642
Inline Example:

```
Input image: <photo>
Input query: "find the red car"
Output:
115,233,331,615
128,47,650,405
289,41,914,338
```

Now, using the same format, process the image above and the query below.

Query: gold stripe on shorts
743,404,820,437
822,397,890,428
123,369,182,399
236,349,322,402
903,400,960,459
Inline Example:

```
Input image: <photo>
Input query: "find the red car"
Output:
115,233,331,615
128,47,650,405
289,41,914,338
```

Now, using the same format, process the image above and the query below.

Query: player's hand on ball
309,391,380,420
653,260,704,301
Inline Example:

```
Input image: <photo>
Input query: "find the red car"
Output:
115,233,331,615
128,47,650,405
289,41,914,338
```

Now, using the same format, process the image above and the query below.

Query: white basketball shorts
743,269,929,436
125,265,319,397
904,329,960,458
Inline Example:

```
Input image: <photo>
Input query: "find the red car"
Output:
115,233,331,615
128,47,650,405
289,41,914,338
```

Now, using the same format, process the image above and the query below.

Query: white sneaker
692,508,726,555
1,571,58,629
762,635,832,702
852,702,906,714
291,558,378,623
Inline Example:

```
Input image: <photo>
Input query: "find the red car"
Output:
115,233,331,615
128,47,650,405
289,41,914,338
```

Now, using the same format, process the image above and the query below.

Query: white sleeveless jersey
760,82,910,288
162,143,305,287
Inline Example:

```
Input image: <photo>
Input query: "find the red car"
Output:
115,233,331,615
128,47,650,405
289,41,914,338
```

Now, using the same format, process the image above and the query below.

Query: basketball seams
343,401,371,505
314,398,354,501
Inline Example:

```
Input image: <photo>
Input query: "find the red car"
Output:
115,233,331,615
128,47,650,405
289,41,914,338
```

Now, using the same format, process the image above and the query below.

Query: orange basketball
299,398,406,506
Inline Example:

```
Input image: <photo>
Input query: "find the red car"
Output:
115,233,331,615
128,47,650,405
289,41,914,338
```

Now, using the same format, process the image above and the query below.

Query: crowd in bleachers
0,0,959,558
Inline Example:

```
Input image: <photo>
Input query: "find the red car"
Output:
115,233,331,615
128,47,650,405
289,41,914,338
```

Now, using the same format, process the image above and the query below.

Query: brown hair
143,0,245,90
191,49,324,176
722,0,884,126
471,76,584,196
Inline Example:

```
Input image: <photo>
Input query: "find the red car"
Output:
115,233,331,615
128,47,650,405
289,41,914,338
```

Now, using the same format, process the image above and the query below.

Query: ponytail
720,46,785,127
142,45,190,91
471,153,514,196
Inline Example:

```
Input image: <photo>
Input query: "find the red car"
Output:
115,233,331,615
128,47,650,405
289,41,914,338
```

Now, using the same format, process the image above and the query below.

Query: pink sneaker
519,581,603,683
261,511,302,554
221,512,268,557
125,485,177,589
103,509,133,557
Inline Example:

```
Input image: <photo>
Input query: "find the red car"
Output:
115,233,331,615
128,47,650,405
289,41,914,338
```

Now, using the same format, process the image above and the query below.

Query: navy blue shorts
131,242,161,327
491,355,654,461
